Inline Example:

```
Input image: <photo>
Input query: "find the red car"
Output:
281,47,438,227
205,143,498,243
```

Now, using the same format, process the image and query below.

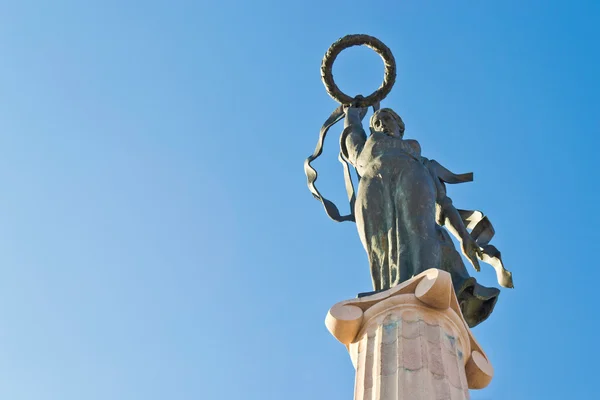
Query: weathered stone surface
328,269,494,400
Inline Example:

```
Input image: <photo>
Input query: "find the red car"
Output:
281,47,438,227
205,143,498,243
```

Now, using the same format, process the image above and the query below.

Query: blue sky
0,1,598,399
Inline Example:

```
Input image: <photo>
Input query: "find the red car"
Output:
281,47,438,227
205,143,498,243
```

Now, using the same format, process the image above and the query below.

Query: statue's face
371,111,403,138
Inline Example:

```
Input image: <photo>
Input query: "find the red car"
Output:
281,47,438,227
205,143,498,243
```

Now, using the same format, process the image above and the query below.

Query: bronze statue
305,35,513,327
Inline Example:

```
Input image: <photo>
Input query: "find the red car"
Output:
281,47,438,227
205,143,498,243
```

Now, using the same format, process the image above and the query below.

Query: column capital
326,269,493,392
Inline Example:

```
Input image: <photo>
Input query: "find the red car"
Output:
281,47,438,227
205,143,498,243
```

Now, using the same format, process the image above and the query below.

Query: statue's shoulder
421,157,439,177
403,139,421,155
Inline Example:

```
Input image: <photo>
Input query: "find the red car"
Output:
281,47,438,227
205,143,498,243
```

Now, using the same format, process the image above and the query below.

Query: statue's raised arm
340,104,367,166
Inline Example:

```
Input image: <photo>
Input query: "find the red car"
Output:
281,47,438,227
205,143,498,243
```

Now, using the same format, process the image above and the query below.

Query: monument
304,34,514,399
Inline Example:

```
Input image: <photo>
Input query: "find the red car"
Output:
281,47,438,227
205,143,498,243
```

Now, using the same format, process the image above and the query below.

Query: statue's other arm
341,107,367,166
427,161,483,272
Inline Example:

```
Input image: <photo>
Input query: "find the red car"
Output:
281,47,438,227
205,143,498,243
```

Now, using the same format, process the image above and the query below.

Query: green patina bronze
305,34,513,328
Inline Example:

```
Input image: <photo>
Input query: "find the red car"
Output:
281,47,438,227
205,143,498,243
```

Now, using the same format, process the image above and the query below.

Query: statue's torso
355,132,426,179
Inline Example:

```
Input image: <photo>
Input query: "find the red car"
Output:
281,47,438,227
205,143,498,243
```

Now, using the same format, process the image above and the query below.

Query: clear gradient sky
0,1,598,399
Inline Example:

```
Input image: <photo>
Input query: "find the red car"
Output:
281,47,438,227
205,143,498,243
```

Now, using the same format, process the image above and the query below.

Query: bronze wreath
321,34,396,108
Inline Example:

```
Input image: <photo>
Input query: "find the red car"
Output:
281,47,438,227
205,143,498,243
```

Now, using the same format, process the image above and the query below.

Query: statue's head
370,108,405,138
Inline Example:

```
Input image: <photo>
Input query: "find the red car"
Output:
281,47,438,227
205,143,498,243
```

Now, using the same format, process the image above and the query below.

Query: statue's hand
344,95,368,121
461,236,483,272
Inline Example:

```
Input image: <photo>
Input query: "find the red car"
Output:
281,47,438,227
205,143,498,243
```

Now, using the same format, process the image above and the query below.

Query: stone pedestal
326,269,493,400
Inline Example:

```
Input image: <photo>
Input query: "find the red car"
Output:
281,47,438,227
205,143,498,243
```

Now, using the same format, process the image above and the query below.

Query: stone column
326,269,493,400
